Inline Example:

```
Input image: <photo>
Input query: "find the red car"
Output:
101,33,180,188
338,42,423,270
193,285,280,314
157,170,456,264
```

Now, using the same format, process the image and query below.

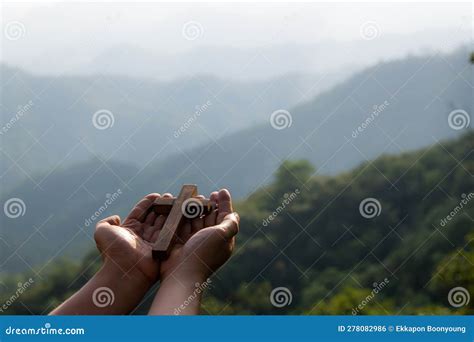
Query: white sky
0,1,472,76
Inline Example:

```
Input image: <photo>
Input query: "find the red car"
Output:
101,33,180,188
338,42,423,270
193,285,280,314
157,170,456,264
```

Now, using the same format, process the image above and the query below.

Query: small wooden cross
141,184,215,260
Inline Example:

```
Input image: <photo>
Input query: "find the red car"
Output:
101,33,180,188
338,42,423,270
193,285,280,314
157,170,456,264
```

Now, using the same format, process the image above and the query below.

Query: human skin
50,189,239,315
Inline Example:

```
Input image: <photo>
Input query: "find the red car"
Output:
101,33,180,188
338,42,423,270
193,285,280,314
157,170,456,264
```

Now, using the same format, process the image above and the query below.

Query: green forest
1,132,472,315
1,48,471,275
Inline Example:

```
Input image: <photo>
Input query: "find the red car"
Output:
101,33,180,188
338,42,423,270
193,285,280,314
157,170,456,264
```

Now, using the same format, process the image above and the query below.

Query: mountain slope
0,66,338,190
1,132,472,314
0,159,138,272
0,48,472,272
129,48,473,199
211,131,473,314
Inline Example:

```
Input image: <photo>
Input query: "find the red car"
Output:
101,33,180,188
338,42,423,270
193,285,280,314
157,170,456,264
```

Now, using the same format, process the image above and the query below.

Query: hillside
0,159,138,272
0,66,336,189
129,47,472,199
0,48,472,272
1,132,472,315
215,131,473,314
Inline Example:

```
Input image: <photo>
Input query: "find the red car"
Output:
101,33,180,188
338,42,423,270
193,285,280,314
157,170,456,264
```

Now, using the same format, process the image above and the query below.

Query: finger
143,212,158,241
97,215,121,227
163,193,173,198
145,211,157,226
204,192,219,227
217,189,233,224
150,228,160,243
153,214,167,230
191,195,205,233
149,214,167,243
210,191,218,202
124,193,160,223
204,209,217,228
219,212,240,240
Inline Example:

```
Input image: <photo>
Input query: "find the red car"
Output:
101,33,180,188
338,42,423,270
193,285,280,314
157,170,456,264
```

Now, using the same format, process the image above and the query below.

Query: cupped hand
159,189,240,282
94,193,165,284
94,189,240,285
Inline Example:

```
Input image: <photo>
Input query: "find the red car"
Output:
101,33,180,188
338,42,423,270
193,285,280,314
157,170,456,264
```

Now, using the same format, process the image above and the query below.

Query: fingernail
233,212,240,221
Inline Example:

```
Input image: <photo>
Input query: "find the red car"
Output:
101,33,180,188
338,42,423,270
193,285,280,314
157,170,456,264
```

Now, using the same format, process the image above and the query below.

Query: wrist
101,260,155,291
161,263,209,285
150,271,211,315
163,268,208,286
51,260,154,315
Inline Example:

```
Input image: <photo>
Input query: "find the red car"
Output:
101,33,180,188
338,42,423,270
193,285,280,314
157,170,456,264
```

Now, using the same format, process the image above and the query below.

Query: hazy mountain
1,50,473,270
0,66,344,190
0,159,138,273
6,29,469,81
0,48,471,273
128,47,472,199
80,31,468,81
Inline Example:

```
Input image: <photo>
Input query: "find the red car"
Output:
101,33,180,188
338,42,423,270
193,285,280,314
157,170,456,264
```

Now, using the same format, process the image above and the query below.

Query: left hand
94,193,165,284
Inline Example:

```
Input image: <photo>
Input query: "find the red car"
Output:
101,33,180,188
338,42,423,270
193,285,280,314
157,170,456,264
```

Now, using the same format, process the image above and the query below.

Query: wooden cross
141,184,215,260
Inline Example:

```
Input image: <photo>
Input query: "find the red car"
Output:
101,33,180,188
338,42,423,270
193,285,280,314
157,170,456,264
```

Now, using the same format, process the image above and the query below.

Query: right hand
159,189,240,282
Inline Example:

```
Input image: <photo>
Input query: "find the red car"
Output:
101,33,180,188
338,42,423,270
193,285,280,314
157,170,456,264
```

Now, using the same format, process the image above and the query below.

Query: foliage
0,132,472,315
1,48,472,272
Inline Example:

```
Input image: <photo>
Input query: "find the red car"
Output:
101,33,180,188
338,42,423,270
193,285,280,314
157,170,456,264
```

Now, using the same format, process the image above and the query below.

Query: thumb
97,215,121,227
219,212,240,240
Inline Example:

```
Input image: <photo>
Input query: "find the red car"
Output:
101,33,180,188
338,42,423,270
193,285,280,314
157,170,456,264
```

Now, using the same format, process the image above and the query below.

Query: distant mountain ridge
4,29,469,81
0,65,343,190
0,47,472,273
128,47,472,199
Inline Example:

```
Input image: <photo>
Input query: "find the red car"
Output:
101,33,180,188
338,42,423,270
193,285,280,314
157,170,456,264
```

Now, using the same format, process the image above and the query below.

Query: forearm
50,261,153,315
148,271,208,315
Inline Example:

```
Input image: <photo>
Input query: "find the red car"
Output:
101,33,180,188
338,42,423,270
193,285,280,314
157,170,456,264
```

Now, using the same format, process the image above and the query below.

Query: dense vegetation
1,48,471,273
1,132,472,315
